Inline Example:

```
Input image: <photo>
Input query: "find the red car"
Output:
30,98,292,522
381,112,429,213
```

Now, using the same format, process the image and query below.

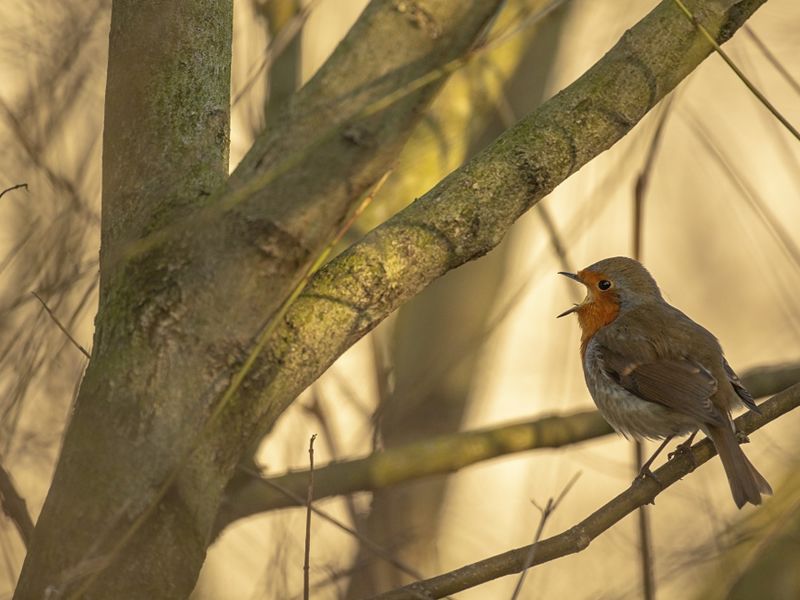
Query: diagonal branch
241,0,768,476
371,383,800,600
0,462,34,548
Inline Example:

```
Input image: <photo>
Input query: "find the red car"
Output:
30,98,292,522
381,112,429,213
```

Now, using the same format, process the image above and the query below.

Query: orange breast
577,272,620,356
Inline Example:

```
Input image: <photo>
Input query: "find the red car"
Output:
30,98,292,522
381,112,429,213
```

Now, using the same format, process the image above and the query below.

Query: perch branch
370,383,800,599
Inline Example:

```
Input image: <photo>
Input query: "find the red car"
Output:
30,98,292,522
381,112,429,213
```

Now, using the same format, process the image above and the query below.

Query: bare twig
630,101,674,600
683,110,800,273
743,25,800,97
371,383,800,599
302,387,362,529
510,472,581,600
537,205,582,304
31,291,91,359
672,0,800,142
245,472,429,583
632,97,674,259
0,183,27,200
304,434,317,600
633,442,656,600
0,462,34,548
232,0,323,107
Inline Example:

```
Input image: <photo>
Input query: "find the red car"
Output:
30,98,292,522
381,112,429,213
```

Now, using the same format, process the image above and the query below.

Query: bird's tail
707,424,772,508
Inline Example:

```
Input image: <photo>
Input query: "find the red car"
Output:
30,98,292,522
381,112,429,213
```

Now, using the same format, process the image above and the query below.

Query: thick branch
372,383,800,600
214,362,797,533
739,362,800,398
246,0,767,447
17,2,506,598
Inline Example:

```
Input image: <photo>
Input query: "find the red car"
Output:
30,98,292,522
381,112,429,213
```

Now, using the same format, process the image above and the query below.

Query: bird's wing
597,343,726,427
723,357,760,413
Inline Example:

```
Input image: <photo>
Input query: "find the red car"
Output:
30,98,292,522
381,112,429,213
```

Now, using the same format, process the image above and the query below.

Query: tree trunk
13,0,767,597
13,1,505,597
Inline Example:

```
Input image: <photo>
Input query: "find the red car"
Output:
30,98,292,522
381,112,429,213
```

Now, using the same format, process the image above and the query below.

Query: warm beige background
1,1,799,598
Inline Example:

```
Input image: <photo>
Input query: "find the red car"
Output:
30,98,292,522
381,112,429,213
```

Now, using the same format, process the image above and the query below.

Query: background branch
0,463,34,549
215,410,609,533
214,362,798,533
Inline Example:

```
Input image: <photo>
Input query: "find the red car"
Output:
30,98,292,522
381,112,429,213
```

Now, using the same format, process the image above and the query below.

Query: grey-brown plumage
559,256,772,508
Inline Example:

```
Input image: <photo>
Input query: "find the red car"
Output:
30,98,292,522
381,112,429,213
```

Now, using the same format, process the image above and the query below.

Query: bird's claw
735,431,751,444
634,466,664,490
668,440,691,461
667,439,698,470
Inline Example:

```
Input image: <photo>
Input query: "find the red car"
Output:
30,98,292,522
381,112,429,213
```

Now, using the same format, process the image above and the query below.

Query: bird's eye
598,280,612,291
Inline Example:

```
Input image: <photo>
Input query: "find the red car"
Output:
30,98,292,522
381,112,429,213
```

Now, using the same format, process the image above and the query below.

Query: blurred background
1,0,799,598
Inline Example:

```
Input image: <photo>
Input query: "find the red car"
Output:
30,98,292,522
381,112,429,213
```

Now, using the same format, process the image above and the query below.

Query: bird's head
557,256,663,341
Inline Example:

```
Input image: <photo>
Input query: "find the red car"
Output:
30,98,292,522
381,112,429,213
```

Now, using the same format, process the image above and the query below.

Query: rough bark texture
15,1,504,598
17,2,235,598
14,1,504,598
14,0,767,598
345,3,572,594
229,0,768,465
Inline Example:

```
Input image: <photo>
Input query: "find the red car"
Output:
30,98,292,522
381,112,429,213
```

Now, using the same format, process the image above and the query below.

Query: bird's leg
668,430,699,460
634,436,673,486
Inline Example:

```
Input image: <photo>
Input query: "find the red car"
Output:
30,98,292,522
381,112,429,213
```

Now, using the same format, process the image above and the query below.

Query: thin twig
633,97,674,259
672,0,800,142
31,291,91,359
304,434,317,600
633,442,656,600
742,25,800,97
0,183,27,200
371,384,800,600
0,462,35,548
302,387,362,530
510,472,581,600
244,471,434,590
683,110,800,273
537,205,583,304
232,0,323,107
630,101,674,600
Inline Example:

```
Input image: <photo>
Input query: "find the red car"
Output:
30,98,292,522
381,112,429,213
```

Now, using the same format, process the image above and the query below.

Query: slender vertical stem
630,100,673,600
304,434,318,600
633,442,656,600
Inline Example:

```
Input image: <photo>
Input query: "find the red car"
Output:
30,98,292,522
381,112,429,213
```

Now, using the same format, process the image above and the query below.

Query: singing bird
558,256,771,508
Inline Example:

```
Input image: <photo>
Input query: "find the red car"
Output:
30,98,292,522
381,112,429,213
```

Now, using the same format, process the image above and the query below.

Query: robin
557,256,771,508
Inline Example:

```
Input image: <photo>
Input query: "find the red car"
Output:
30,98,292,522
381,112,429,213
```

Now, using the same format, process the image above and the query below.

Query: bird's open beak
556,304,579,318
557,271,581,283
557,272,582,318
